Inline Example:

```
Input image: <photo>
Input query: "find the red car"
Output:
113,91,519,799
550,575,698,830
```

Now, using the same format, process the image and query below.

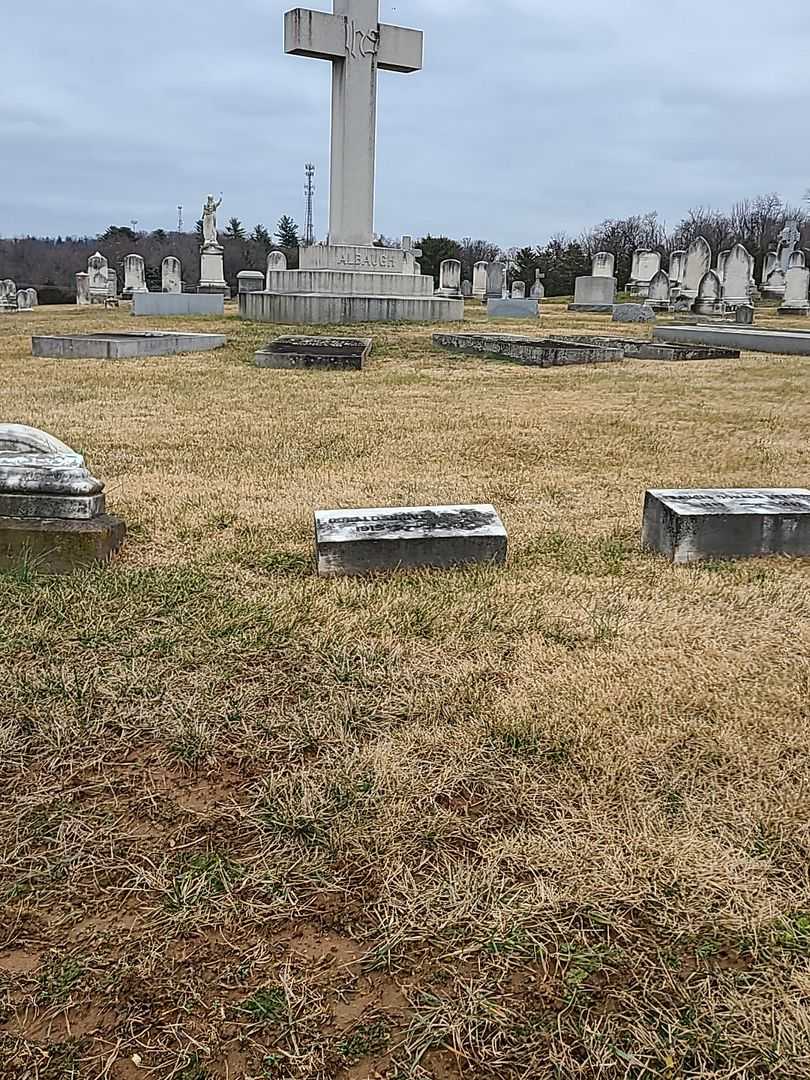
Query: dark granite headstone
315,504,507,577
642,488,810,564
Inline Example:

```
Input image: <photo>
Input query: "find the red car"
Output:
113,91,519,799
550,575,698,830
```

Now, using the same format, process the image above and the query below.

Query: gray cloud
3,0,809,245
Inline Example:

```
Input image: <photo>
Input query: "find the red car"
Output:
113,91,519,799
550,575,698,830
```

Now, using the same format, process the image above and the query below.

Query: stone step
266,269,435,297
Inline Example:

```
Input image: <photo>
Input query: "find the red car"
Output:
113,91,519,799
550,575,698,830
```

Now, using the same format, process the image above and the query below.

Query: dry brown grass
1,300,810,1078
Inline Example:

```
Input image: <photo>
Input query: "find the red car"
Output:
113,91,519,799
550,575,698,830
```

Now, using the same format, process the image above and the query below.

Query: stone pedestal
256,335,371,370
243,241,463,325
0,515,126,574
199,244,229,296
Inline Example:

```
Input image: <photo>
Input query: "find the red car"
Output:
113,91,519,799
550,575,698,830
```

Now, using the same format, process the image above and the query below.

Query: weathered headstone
643,488,810,564
25,288,38,308
628,251,661,296
761,251,778,289
669,250,687,289
237,270,265,294
693,270,722,315
788,250,806,270
485,262,506,300
722,244,753,307
433,332,623,366
124,254,147,296
568,275,616,312
107,270,118,299
256,335,371,370
437,259,462,297
314,504,507,577
777,220,801,271
511,280,526,299
647,270,671,311
16,290,32,311
162,256,182,294
763,267,787,299
682,237,712,299
736,304,755,325
0,424,126,573
613,303,655,323
76,272,90,306
87,252,109,304
778,266,810,315
530,270,545,299
716,250,730,284
472,261,488,298
592,252,615,278
461,279,472,297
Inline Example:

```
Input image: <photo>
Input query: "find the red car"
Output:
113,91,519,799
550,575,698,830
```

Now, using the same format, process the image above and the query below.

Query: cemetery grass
2,303,810,1079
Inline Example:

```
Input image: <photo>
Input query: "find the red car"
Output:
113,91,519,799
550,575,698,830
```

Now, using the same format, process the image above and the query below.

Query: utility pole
177,205,184,232
304,163,315,246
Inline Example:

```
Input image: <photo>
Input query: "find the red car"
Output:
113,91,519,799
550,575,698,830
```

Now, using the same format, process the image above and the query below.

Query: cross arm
377,23,423,72
285,8,345,61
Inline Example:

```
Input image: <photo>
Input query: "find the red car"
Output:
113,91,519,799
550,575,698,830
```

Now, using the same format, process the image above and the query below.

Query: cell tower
304,163,315,246
177,205,184,232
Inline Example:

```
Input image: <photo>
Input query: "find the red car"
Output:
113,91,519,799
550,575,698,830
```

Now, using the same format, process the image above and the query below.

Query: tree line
1,193,807,300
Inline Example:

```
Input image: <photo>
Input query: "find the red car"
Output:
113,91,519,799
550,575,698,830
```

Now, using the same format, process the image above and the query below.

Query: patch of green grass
165,852,244,912
338,1017,390,1064
240,986,287,1023
37,954,84,1005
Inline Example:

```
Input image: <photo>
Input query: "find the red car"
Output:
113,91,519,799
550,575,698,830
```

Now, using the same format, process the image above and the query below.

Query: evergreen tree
276,215,300,248
226,217,246,241
417,236,462,286
195,219,204,242
513,246,542,289
252,224,273,249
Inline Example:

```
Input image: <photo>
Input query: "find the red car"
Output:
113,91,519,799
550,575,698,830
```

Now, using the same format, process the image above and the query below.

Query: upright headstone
76,272,90,306
777,220,801,271
530,270,544,299
647,269,671,311
716,250,730,284
162,256,182,294
722,244,754,307
682,237,712,299
124,254,147,296
486,262,506,300
0,279,16,307
511,280,526,299
461,279,472,297
238,270,266,294
568,275,616,312
763,267,787,299
761,251,778,289
628,250,661,296
87,252,109,304
107,270,118,299
25,288,38,307
693,270,722,315
16,290,32,311
437,259,461,297
266,250,288,287
669,250,687,289
778,266,810,315
592,252,615,278
788,250,806,270
472,261,488,298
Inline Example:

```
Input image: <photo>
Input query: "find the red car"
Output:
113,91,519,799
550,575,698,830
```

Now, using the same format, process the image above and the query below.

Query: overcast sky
3,0,809,246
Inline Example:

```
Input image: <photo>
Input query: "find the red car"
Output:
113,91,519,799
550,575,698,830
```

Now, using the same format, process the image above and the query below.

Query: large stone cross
285,1,423,248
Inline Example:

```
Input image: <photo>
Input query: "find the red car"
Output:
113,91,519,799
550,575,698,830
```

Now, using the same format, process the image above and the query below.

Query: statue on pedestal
201,195,222,248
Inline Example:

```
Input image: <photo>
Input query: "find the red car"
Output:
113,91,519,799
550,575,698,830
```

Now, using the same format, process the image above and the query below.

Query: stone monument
123,254,147,297
530,270,544,299
592,252,615,278
721,244,754,308
241,1,463,324
511,280,526,299
681,237,711,299
668,250,687,291
693,270,722,315
777,220,801,271
472,261,488,298
76,272,90,306
437,259,461,297
198,195,230,296
88,252,110,304
0,424,125,573
647,269,671,311
568,275,616,313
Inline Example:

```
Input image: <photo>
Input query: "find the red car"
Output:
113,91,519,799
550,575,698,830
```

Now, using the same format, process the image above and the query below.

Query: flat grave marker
433,332,623,367
256,336,371,370
32,331,226,359
643,488,810,564
315,504,507,577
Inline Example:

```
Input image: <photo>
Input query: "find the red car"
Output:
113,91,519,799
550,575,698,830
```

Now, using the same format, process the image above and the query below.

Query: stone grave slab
548,335,739,362
433,332,622,367
255,336,371,370
132,293,224,316
568,276,616,312
32,331,227,359
613,303,656,323
642,488,810,564
653,325,810,356
315,504,507,577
